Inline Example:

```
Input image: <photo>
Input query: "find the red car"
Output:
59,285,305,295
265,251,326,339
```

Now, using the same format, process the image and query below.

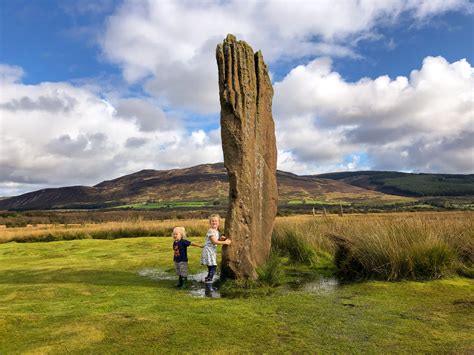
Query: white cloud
274,56,474,174
100,0,471,113
0,64,222,196
115,98,179,132
0,63,24,83
1,55,472,196
409,0,473,18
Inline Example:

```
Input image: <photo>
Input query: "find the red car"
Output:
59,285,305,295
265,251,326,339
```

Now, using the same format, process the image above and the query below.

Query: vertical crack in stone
254,51,261,123
216,34,278,279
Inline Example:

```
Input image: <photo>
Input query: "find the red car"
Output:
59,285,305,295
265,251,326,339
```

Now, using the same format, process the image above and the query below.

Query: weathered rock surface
216,34,278,279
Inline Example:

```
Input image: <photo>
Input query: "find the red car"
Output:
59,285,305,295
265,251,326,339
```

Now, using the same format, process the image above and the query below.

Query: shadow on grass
0,268,174,288
1,266,340,299
0,268,223,298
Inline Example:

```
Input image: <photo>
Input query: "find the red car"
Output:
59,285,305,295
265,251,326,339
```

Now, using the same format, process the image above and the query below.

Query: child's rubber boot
205,281,213,297
181,277,188,289
176,276,183,288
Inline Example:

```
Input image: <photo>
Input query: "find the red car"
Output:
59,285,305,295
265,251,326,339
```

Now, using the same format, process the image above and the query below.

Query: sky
0,0,473,196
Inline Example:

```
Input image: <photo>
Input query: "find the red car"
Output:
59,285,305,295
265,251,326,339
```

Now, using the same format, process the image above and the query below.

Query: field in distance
116,201,213,209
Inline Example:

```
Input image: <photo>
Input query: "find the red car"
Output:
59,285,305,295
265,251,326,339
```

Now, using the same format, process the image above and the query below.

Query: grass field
0,219,210,244
116,201,212,209
287,199,350,205
1,235,473,353
282,192,414,207
382,175,474,196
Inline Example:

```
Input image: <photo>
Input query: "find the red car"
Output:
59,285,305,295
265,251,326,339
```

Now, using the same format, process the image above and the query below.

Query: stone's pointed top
220,34,253,54
225,34,237,42
223,34,251,49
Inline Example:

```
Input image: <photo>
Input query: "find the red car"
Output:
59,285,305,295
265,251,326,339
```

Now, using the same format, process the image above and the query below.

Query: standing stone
216,34,278,279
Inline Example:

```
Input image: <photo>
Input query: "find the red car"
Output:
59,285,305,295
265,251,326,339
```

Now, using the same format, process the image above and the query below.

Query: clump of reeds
327,217,472,280
272,226,317,265
273,212,473,281
257,254,285,286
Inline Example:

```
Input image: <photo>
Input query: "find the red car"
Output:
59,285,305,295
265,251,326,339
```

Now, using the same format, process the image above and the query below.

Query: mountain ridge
312,171,474,197
0,163,472,210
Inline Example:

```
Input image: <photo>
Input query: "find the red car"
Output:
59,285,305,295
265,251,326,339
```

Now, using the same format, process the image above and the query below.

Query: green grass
116,201,211,209
383,175,474,196
1,237,473,353
319,171,474,197
272,227,318,265
287,199,349,205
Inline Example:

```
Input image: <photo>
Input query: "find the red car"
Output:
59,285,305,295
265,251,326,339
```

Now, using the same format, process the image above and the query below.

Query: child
172,226,202,289
201,214,231,287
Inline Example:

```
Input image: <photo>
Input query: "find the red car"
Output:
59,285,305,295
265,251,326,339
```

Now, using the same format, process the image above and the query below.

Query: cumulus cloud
0,63,24,83
1,55,471,196
125,137,148,148
0,95,77,113
100,0,471,113
115,98,179,132
0,64,222,196
45,133,108,157
409,0,473,18
274,56,474,174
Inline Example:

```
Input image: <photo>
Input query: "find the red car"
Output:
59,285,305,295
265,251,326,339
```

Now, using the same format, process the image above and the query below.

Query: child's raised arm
190,242,204,248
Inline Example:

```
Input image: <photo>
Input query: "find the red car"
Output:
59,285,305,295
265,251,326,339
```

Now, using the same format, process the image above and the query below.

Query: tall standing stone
216,34,278,279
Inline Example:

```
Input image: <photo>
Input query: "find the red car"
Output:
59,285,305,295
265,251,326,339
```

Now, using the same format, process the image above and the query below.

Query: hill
312,171,474,197
0,163,409,210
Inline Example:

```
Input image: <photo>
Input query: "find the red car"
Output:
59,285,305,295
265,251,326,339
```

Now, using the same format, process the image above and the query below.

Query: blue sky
0,0,473,195
1,1,119,84
3,2,472,86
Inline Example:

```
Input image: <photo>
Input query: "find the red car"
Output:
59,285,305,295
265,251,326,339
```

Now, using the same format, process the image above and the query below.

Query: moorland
0,163,472,213
1,212,473,352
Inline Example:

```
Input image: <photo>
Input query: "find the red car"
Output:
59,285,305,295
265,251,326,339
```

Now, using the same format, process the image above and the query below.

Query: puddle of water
138,268,175,280
189,284,221,298
302,275,339,294
139,268,337,298
138,268,221,298
188,271,221,298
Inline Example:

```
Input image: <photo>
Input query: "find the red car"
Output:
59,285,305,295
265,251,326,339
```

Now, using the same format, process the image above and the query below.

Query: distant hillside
0,186,109,210
313,171,474,197
0,163,407,210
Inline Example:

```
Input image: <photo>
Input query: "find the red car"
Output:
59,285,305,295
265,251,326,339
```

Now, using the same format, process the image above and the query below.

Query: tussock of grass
325,217,472,280
219,254,285,296
274,212,473,281
272,228,317,265
256,254,285,286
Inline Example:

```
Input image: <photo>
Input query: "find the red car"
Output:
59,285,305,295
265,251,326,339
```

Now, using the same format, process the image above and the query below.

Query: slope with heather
0,164,410,210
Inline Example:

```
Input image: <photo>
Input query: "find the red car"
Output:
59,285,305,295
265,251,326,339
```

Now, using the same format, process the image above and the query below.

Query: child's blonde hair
208,214,220,223
173,226,186,238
